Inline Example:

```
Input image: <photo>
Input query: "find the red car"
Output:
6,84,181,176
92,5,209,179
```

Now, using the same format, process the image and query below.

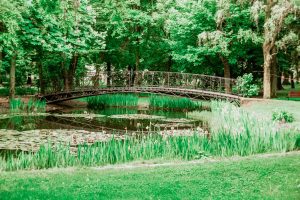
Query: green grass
0,153,299,199
242,99,300,129
9,98,46,113
275,83,300,101
149,95,201,111
87,94,139,109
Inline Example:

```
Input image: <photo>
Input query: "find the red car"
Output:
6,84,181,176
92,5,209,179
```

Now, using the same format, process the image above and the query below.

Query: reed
87,94,138,109
210,101,299,156
149,95,201,111
1,130,298,171
10,98,46,113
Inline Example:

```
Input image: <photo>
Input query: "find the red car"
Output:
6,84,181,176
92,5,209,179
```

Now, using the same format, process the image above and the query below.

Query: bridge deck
38,86,241,105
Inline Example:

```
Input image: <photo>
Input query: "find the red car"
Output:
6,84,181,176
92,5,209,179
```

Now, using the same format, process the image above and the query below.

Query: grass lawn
275,83,300,101
242,99,300,129
0,152,299,199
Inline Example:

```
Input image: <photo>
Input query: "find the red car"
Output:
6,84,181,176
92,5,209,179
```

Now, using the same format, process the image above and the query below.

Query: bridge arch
38,71,241,104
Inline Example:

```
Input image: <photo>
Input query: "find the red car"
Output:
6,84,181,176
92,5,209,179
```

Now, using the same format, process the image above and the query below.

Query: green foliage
233,73,260,97
0,87,37,96
87,94,138,109
149,95,201,111
272,110,294,123
1,0,299,96
9,98,46,113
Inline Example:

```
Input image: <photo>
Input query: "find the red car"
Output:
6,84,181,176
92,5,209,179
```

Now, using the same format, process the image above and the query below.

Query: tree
0,0,23,100
251,0,298,98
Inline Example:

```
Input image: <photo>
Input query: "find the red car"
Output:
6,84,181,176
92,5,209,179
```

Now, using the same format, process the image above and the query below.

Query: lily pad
109,114,165,120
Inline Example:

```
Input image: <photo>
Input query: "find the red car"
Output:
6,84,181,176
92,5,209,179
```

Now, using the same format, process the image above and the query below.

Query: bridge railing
44,70,238,95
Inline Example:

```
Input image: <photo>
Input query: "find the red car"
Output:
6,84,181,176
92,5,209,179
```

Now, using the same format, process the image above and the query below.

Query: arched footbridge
37,71,242,104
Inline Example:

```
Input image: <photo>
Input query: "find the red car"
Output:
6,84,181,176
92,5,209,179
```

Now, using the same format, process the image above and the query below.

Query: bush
0,87,38,96
233,73,259,97
272,110,294,123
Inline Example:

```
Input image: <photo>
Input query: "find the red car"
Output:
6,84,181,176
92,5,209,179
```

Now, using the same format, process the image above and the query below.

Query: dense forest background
0,0,299,99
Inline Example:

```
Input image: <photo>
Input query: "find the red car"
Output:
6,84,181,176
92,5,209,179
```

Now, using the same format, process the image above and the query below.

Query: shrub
272,110,294,123
233,73,259,97
0,87,38,96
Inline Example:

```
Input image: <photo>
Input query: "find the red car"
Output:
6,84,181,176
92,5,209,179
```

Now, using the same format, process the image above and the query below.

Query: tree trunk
134,51,140,85
107,61,111,86
128,65,134,86
167,55,172,72
9,52,17,101
38,62,45,94
61,52,69,91
62,53,78,91
262,0,292,98
295,67,299,83
63,71,70,91
68,53,78,90
271,47,277,97
263,1,273,99
133,4,141,86
291,72,295,89
0,51,2,85
263,42,273,99
219,55,231,94
282,71,290,85
277,73,284,90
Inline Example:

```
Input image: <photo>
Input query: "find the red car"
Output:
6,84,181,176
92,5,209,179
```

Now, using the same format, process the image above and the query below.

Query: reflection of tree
2,115,46,131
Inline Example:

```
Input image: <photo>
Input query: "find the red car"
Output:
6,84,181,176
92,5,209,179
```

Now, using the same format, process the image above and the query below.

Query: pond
0,105,209,153
0,107,207,132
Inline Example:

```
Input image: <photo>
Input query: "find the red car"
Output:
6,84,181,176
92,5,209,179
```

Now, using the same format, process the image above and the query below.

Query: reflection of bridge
38,71,241,104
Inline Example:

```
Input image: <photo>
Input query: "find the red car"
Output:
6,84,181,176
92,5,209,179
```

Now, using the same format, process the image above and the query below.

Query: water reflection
0,107,208,132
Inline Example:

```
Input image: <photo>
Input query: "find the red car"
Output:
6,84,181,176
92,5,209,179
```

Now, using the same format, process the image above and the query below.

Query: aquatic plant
272,110,294,123
1,128,298,171
9,99,25,112
1,101,298,171
149,95,201,111
87,94,138,109
10,98,46,113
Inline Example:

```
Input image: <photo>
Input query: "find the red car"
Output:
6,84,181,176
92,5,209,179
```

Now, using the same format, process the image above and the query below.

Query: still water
0,107,206,132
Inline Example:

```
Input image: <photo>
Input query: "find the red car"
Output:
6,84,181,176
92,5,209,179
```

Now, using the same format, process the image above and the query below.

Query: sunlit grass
149,95,201,111
9,98,46,113
87,94,139,109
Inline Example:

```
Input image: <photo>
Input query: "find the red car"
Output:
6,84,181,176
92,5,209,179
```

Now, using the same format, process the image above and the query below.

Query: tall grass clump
1,125,298,171
87,94,138,109
149,95,201,111
10,98,46,113
209,101,299,156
